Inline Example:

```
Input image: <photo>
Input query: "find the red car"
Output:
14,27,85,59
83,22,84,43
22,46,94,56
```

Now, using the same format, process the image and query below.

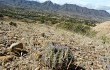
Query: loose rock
35,67,40,70
8,42,25,56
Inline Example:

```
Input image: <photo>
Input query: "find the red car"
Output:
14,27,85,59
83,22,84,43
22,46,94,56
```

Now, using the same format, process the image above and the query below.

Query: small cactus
42,42,74,70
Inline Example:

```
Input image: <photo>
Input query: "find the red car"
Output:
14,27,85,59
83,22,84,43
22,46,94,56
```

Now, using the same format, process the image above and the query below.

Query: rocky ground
0,20,110,70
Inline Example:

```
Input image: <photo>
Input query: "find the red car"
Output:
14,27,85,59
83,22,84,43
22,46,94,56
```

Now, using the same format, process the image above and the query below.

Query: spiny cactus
42,42,74,70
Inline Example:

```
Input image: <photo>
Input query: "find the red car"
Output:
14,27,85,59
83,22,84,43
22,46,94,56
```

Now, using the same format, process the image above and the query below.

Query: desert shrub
83,20,96,27
57,22,73,30
57,22,96,37
74,24,96,37
39,16,45,23
0,13,3,18
100,36,110,44
9,22,17,27
49,17,58,24
74,24,90,34
42,42,74,70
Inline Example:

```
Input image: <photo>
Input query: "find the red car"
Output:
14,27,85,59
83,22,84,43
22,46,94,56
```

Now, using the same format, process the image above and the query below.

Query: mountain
0,0,110,21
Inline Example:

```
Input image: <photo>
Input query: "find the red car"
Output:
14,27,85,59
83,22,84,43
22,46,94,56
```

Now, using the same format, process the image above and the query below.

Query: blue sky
31,0,110,12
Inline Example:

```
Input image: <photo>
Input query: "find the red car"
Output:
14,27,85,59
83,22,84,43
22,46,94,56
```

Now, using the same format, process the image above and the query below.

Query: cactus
42,42,74,70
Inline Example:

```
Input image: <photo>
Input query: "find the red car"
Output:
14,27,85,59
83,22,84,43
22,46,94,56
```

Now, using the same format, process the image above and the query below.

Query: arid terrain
0,0,110,70
93,21,110,37
0,20,110,70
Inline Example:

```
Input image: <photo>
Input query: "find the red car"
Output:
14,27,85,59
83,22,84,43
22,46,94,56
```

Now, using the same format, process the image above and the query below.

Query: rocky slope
0,20,110,70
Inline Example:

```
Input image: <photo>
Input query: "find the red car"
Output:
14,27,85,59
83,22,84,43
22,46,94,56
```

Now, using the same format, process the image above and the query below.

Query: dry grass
93,21,110,37
0,20,110,70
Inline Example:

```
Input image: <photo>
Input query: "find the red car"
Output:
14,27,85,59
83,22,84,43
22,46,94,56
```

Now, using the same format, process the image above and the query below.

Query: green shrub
74,24,90,34
57,22,73,30
0,13,3,17
38,16,45,23
57,22,96,37
100,36,110,44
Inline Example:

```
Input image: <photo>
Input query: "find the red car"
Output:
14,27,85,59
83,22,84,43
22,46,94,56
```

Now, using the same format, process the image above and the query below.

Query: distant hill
0,0,110,21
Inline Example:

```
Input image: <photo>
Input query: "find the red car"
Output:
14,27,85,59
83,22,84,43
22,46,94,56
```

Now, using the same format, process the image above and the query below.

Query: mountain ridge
0,0,110,21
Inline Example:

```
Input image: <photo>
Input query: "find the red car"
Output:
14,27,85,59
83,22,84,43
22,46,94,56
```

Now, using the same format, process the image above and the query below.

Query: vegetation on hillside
57,22,96,37
0,7,97,37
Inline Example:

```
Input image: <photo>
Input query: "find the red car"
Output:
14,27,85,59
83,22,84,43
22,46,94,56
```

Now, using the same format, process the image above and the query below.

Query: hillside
93,21,110,43
0,20,110,70
0,0,110,21
93,21,110,37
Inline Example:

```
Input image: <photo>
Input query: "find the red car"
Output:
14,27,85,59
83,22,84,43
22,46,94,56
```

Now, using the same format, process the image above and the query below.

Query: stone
35,67,40,70
9,42,23,50
41,33,45,37
9,42,24,56
107,64,110,70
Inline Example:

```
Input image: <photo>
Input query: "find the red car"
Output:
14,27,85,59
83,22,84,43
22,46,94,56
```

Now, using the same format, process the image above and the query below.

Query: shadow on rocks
68,64,85,70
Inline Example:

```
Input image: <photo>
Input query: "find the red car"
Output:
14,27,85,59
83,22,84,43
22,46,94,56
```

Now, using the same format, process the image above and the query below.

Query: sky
31,0,110,12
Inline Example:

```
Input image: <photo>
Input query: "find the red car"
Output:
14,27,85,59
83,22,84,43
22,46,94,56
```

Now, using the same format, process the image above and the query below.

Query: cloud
95,6,110,13
96,6,110,10
79,4,96,9
107,10,110,13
